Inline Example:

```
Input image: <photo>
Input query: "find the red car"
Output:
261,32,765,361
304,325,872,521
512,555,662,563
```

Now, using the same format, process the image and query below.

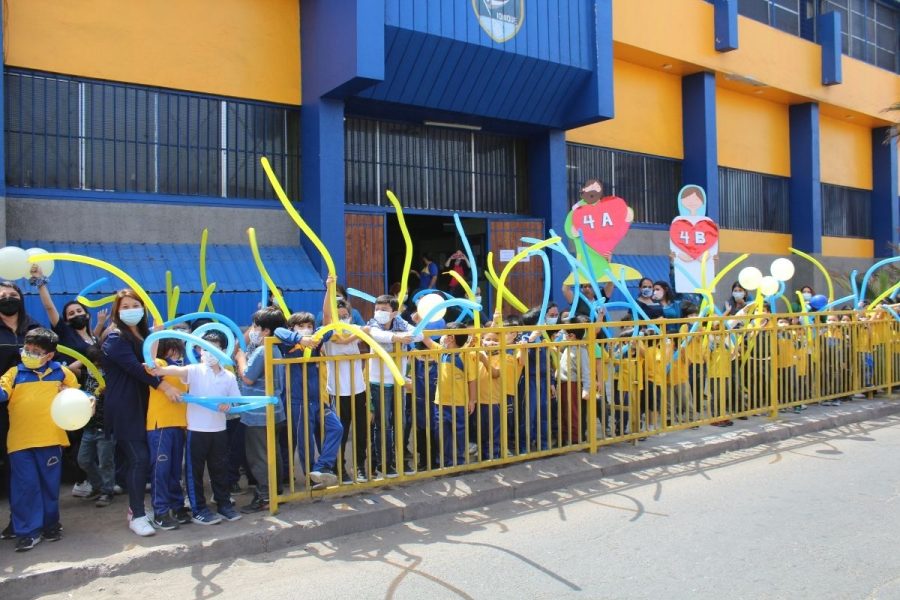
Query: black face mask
68,314,90,330
0,297,21,316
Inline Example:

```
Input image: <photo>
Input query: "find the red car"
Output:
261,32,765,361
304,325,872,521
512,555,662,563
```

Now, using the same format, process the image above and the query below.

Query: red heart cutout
571,196,631,258
670,218,719,260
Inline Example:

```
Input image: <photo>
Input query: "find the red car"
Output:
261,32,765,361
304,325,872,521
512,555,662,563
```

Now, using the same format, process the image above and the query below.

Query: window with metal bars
737,0,803,35
821,0,899,72
344,116,527,214
566,143,682,225
4,69,301,200
822,183,872,237
717,166,791,233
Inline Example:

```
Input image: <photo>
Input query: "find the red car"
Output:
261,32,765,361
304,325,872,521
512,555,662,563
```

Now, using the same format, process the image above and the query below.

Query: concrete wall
5,198,300,246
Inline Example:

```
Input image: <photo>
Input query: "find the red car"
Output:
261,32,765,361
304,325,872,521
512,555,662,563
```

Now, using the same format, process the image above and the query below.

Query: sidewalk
3,397,899,599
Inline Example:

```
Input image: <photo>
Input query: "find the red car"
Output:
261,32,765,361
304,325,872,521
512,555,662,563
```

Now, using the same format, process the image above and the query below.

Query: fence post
768,318,779,420
588,322,598,454
264,336,279,514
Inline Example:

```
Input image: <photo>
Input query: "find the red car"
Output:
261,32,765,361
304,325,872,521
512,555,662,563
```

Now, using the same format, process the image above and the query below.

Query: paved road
39,421,900,600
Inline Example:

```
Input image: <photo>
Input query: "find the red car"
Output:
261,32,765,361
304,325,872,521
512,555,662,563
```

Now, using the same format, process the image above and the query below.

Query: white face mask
652,290,664,301
733,291,746,301
802,292,812,301
474,295,482,305
294,327,313,337
545,316,559,325
340,317,351,324
374,310,392,325
200,351,219,367
248,329,262,345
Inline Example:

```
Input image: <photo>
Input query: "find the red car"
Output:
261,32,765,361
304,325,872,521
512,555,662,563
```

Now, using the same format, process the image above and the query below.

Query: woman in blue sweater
102,290,182,537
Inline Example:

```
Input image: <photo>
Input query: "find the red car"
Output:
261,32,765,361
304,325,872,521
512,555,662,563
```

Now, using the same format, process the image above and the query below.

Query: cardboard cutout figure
563,179,641,284
669,185,719,293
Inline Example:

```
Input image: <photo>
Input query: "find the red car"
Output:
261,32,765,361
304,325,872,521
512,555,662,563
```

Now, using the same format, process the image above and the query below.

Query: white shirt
185,363,241,432
322,339,366,396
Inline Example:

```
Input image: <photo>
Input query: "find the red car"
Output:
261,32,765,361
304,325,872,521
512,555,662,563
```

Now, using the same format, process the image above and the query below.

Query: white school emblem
472,0,525,43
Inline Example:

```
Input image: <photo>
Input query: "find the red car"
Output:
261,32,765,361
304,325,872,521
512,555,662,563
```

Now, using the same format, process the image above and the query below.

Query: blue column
0,0,6,198
789,103,821,254
301,99,346,279
713,0,738,52
817,11,842,86
681,72,719,223
528,130,569,298
871,129,899,257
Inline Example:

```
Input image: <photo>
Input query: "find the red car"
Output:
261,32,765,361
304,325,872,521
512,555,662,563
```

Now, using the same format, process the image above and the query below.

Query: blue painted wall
789,103,822,254
871,129,899,257
681,72,720,223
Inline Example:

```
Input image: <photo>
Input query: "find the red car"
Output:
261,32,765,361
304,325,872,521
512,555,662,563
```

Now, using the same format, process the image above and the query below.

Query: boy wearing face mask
363,294,419,478
144,339,189,529
274,312,344,488
0,328,82,552
234,308,287,512
149,331,241,525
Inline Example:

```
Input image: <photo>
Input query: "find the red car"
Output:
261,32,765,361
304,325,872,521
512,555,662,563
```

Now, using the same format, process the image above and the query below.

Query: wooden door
488,219,545,313
345,213,385,321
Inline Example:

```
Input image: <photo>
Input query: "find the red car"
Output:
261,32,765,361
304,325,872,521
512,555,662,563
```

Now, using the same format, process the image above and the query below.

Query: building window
344,117,527,214
566,143,682,225
737,0,803,35
821,0,899,72
822,183,871,237
5,69,301,200
718,167,790,233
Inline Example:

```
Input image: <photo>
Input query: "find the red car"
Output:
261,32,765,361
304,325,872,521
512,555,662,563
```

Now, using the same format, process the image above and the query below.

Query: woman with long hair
101,290,181,536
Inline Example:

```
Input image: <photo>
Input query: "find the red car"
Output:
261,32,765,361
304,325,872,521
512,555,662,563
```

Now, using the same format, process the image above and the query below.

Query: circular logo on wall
472,0,524,43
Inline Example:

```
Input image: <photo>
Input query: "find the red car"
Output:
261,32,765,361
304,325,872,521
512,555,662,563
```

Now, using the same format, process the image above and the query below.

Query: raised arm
30,265,60,327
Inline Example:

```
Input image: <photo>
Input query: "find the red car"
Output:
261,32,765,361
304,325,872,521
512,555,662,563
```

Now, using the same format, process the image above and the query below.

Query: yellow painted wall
822,236,874,258
612,0,900,124
819,116,873,189
4,0,301,105
719,230,792,254
567,60,683,159
717,88,791,176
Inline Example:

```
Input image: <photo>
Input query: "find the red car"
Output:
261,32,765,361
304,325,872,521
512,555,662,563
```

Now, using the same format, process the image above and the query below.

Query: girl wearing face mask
30,265,106,358
791,286,814,313
651,281,682,334
0,281,41,539
635,278,663,319
101,290,182,537
723,282,750,316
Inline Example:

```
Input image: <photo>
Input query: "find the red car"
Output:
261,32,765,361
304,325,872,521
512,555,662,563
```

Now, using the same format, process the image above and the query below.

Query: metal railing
261,310,898,513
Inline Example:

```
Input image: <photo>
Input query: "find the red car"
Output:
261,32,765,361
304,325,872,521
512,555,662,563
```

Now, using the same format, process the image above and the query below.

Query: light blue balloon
183,394,278,414
412,299,481,337
78,277,109,298
820,294,858,312
453,213,478,294
185,322,236,364
143,330,234,368
860,257,900,304
347,288,377,304
163,311,247,351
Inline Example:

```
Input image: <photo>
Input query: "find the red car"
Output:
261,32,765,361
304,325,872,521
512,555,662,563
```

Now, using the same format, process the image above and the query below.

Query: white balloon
759,275,779,297
770,258,795,282
737,266,763,291
416,293,447,323
50,388,93,431
25,248,55,277
0,246,30,280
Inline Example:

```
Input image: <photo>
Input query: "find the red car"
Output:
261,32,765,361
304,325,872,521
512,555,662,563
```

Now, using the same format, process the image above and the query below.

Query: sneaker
191,508,223,525
385,468,399,479
309,470,338,487
1,522,15,540
834,399,842,406
174,507,192,525
153,512,180,530
15,536,41,552
129,515,156,537
217,504,242,522
792,406,803,413
42,523,63,542
468,443,478,456
821,400,837,406
240,496,269,514
113,484,124,495
230,483,246,496
72,481,93,498
95,493,113,508
85,488,102,501
355,470,368,483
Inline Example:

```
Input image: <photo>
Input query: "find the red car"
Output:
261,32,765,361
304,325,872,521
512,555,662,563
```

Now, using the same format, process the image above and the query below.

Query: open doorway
386,215,486,301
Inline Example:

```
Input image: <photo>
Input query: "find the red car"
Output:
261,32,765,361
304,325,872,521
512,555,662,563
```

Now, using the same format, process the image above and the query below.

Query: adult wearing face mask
723,282,751,316
30,265,106,357
791,286,815,313
101,290,182,537
635,277,664,319
0,281,41,540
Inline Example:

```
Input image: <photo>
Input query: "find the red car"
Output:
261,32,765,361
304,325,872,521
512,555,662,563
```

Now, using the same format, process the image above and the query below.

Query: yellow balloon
485,256,528,313
169,286,181,322
308,322,405,382
197,283,216,316
56,345,106,393
31,253,163,325
77,293,116,308
700,251,710,289
385,190,413,309
199,228,216,313
260,156,337,323
495,237,561,317
247,227,290,319
710,253,749,291
790,247,834,302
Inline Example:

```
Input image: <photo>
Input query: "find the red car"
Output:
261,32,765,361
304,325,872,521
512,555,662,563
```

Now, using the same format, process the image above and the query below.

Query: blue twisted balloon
412,299,481,337
185,322,236,364
453,213,478,295
348,288,377,304
183,394,278,414
163,312,247,352
143,330,234,367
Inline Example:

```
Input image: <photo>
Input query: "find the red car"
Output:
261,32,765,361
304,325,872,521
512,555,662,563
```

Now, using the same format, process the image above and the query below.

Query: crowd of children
0,266,896,552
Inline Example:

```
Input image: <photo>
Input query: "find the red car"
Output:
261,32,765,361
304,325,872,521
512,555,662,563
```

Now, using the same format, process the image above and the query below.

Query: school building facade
0,0,897,318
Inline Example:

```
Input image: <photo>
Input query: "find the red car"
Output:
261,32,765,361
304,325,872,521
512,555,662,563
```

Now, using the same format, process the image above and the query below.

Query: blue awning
12,240,326,326
607,254,670,302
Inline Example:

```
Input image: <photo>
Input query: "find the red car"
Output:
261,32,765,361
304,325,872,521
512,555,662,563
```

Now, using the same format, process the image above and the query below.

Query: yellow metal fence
262,311,899,513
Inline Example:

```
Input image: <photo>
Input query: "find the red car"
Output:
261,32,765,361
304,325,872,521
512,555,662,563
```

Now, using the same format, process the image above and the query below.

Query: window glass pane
738,0,770,23
718,167,790,233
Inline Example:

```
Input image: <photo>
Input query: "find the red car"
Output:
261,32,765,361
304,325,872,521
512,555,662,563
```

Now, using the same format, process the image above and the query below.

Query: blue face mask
119,307,144,326
640,287,653,298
